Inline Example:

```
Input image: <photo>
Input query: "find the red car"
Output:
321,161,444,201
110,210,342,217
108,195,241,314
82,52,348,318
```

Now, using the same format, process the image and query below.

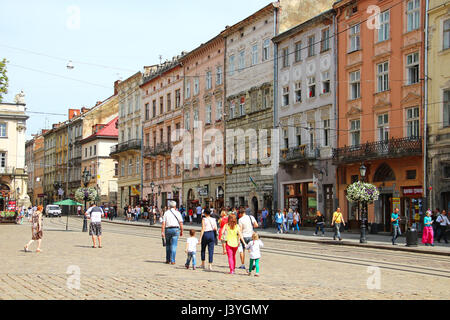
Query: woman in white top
293,209,301,233
199,208,217,270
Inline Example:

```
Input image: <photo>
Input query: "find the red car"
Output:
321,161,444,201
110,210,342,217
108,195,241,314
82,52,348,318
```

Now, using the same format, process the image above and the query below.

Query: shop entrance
251,196,258,218
380,194,393,232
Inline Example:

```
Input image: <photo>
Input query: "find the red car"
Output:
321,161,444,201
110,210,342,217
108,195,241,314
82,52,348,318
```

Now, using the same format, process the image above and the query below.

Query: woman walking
282,209,288,233
223,214,246,274
314,211,325,236
422,210,434,246
287,208,294,232
274,210,284,234
218,210,229,255
293,209,301,233
24,205,43,253
199,208,217,270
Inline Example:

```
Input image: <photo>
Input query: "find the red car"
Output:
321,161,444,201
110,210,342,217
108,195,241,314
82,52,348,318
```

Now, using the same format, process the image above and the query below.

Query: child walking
246,232,264,277
185,230,199,270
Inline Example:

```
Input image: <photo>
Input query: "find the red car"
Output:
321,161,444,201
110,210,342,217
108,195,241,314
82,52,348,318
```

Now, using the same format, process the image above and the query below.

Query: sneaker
239,265,246,269
185,264,189,269
339,238,342,241
193,267,196,270
255,274,259,277
333,237,336,240
248,272,252,276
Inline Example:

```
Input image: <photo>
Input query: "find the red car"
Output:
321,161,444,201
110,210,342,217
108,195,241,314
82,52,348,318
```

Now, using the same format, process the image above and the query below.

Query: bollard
405,226,418,247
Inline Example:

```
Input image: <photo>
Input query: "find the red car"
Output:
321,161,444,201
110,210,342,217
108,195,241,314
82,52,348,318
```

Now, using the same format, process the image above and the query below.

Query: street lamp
150,181,155,206
81,168,91,232
359,163,367,243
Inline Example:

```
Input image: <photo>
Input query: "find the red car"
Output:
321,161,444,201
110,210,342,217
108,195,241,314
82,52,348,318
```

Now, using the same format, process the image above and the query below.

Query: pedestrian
180,205,186,222
135,205,141,221
199,208,217,271
246,232,264,277
391,208,401,245
282,209,288,233
161,200,184,265
313,211,325,236
238,207,258,270
24,205,43,253
274,210,283,234
185,229,198,270
109,206,115,221
27,207,33,219
436,210,449,244
261,208,268,229
422,210,434,246
433,208,440,239
143,205,148,220
222,214,246,274
245,205,251,216
218,210,229,255
287,208,294,232
77,205,81,216
331,208,345,241
293,209,301,233
85,203,104,248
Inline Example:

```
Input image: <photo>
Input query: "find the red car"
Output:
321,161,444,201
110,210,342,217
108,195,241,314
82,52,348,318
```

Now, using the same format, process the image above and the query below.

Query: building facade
333,0,425,232
427,0,450,212
181,35,226,211
223,3,280,216
273,9,337,225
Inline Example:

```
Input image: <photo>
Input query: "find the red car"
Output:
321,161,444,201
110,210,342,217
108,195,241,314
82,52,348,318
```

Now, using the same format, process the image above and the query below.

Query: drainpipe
223,36,227,209
272,4,279,213
424,0,429,210
334,8,341,215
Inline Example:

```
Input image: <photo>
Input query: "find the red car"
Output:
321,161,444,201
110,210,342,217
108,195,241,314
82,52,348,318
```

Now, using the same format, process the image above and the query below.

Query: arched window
373,163,395,182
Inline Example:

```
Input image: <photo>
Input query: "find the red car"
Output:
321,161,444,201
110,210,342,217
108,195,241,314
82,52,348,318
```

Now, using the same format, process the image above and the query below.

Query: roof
80,116,118,144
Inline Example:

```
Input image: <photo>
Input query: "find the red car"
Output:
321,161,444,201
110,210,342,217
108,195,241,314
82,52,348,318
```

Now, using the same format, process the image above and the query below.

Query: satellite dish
66,60,74,69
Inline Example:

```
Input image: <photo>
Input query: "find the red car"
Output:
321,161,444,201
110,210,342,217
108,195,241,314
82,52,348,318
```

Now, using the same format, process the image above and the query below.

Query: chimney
68,109,81,120
114,80,121,95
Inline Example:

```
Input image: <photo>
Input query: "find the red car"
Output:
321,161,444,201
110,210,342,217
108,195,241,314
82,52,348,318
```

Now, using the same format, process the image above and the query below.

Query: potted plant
0,211,18,223
345,181,380,204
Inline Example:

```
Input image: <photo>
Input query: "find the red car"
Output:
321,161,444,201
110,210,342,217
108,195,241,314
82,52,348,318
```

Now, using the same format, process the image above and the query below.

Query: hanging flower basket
346,181,379,203
75,187,98,203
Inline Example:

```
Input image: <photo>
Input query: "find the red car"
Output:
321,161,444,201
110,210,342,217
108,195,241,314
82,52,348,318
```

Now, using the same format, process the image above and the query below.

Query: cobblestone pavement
1,217,449,300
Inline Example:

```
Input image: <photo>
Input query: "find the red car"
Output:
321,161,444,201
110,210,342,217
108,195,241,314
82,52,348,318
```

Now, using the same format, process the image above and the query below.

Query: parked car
45,205,62,217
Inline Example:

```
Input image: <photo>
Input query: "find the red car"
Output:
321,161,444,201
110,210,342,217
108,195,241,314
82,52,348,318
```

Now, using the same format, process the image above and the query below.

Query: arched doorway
251,196,258,218
373,163,395,232
187,189,196,210
0,184,10,211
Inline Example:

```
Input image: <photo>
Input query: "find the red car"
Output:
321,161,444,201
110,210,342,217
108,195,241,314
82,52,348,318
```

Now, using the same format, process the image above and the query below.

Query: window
377,114,389,141
152,100,156,117
406,170,417,180
145,163,150,180
1,152,8,167
407,0,420,32
406,107,419,138
349,24,360,52
185,112,190,130
308,122,315,148
185,81,191,98
230,101,235,119
295,42,302,62
283,129,289,148
121,160,125,176
167,93,171,111
263,88,270,109
194,77,199,95
128,158,133,175
216,100,223,121
175,89,181,108
350,120,360,146
444,90,450,127
216,66,223,85
321,28,330,52
239,97,245,116
322,72,330,94
85,148,87,158
229,55,235,76
377,62,389,92
308,77,316,98
145,103,150,120
308,35,315,57
0,123,6,137
159,96,164,114
176,164,181,176
193,108,199,128
166,159,171,177
282,47,289,67
206,105,211,124
350,70,361,99
93,145,97,156
263,39,270,61
295,82,302,103
444,19,450,50
128,98,132,114
175,123,180,141
238,50,245,71
145,133,150,147
160,160,164,177
378,11,390,42
252,44,258,65
152,161,156,178
406,52,419,85
206,71,212,90
296,127,302,146
136,157,140,175
323,119,330,146
135,94,140,111
282,86,289,106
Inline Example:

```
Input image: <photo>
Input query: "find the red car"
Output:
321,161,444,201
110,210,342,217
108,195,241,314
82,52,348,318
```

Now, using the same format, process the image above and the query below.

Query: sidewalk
100,217,450,256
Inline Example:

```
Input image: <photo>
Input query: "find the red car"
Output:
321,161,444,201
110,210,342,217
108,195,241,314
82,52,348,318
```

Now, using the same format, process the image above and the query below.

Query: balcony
110,139,142,156
280,145,320,164
0,166,16,175
143,142,172,158
332,136,422,165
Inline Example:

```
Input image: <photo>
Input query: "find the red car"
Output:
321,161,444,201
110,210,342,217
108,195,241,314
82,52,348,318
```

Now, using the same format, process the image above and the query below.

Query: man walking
261,208,268,229
85,203,104,248
238,208,258,270
331,208,345,241
161,201,184,264
391,208,401,245
436,210,449,244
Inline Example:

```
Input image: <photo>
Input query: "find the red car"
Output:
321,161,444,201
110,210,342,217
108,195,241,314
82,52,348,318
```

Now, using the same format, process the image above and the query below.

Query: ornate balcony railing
143,142,172,158
332,136,422,164
280,145,320,164
110,139,142,155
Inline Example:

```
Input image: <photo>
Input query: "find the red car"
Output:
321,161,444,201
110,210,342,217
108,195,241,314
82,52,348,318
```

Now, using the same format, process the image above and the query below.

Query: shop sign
402,187,423,196
263,184,273,191
7,201,16,211
392,198,401,212
198,188,208,196
308,197,317,208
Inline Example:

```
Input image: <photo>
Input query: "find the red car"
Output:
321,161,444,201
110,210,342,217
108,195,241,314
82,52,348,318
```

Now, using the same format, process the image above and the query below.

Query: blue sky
0,0,272,139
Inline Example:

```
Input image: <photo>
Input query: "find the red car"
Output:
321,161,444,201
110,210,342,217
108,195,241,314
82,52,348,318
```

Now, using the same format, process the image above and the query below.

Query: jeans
287,220,294,231
437,226,448,242
293,222,300,231
165,228,180,263
185,252,196,267
334,223,341,239
392,225,401,244
276,222,282,232
262,217,267,229
201,231,215,263
249,258,260,274
315,223,325,235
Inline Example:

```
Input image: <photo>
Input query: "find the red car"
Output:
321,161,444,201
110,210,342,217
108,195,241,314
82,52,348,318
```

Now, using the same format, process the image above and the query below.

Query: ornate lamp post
359,164,367,243
81,168,91,232
150,181,155,207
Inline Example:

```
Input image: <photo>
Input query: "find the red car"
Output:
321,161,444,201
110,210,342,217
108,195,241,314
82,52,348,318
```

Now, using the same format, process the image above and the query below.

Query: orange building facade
333,0,425,232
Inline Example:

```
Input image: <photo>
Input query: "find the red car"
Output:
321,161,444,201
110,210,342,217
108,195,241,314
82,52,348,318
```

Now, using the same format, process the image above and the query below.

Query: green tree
0,58,9,103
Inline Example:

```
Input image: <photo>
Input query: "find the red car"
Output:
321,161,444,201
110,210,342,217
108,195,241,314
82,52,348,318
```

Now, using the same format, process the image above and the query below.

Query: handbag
162,236,166,247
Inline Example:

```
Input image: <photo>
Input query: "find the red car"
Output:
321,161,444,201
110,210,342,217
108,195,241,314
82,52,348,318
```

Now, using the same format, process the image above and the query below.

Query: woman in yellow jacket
222,214,246,274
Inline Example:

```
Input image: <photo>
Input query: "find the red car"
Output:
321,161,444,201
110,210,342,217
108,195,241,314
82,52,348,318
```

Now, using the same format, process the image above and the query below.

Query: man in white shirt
161,200,184,264
85,203,104,248
238,208,258,270
436,210,449,244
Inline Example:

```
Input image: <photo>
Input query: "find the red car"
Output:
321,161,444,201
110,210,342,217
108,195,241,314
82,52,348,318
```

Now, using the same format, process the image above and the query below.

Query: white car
45,205,62,217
